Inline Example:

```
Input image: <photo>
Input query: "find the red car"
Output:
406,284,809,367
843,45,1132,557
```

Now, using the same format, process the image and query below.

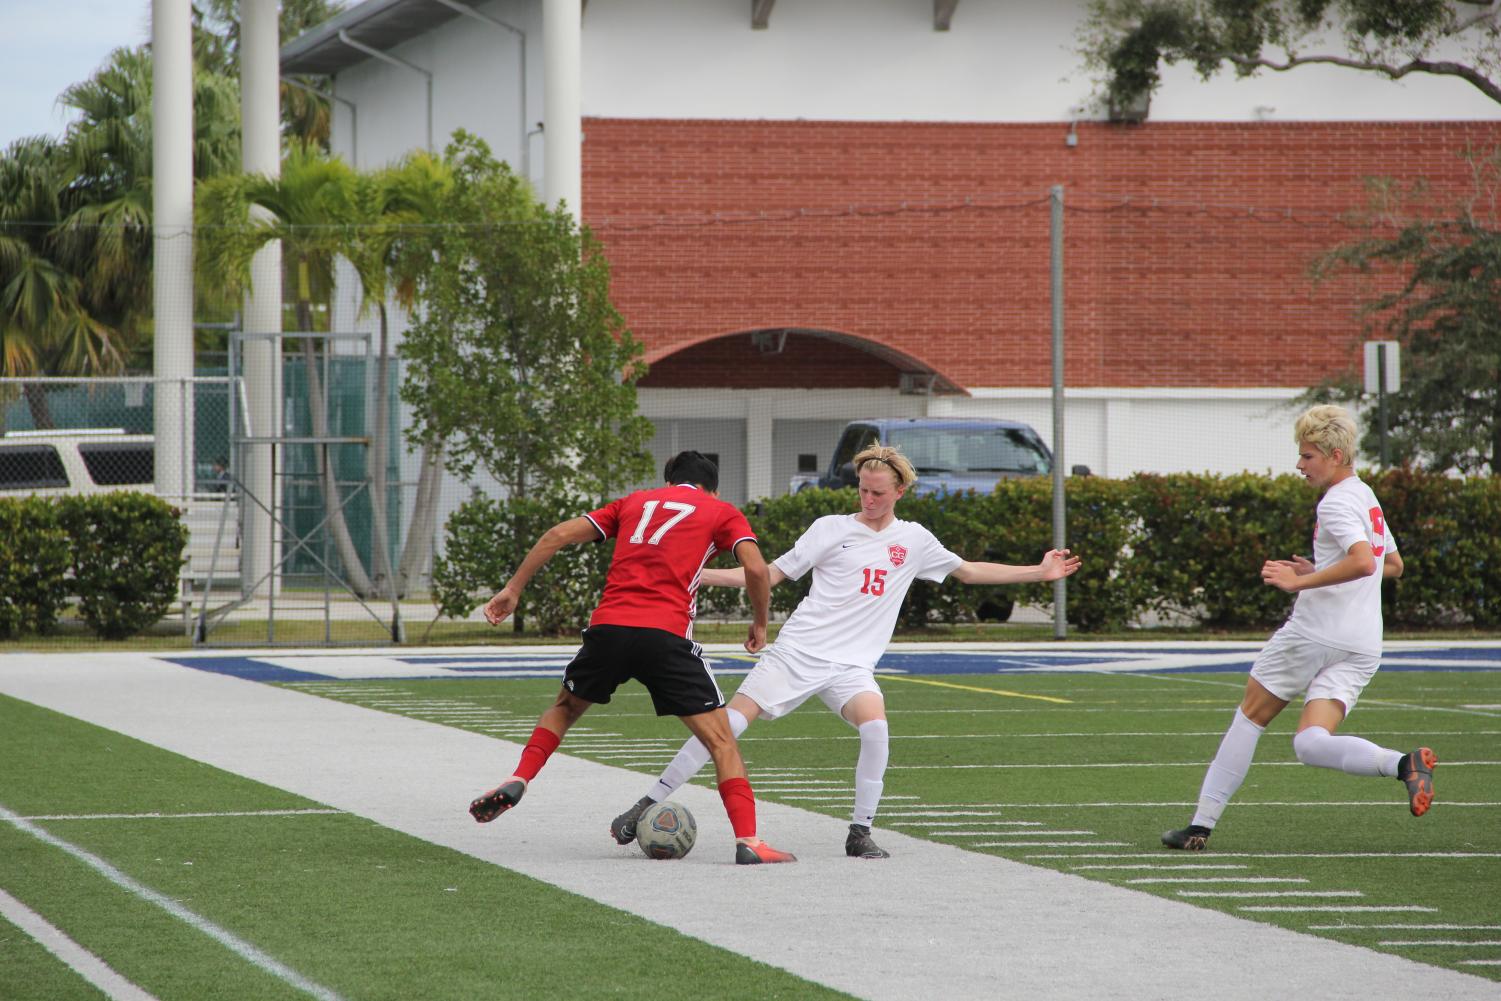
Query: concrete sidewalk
1,652,1491,1001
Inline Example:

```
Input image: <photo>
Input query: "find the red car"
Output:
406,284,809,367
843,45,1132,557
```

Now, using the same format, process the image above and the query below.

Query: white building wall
326,0,1500,173
578,0,1498,123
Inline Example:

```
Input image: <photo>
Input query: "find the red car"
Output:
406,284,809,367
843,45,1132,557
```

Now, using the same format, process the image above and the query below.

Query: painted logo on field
888,544,907,567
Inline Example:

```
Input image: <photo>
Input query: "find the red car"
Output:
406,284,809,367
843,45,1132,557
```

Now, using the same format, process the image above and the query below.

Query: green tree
1307,149,1501,475
56,46,242,367
1080,0,1501,114
0,136,126,427
400,133,654,626
342,151,454,596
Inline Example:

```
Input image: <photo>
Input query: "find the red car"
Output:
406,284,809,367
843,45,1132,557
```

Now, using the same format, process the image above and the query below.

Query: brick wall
583,119,1501,390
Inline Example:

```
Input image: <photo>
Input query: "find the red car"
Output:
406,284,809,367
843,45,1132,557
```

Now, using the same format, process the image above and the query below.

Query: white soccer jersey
1284,475,1397,656
771,514,963,669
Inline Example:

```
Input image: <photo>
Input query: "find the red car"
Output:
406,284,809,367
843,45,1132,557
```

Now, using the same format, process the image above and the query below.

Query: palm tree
194,0,346,149
56,46,242,362
197,142,377,597
0,136,126,428
342,151,454,597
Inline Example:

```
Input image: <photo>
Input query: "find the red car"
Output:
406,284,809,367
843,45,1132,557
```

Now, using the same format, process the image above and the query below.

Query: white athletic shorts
733,643,881,722
1249,625,1382,713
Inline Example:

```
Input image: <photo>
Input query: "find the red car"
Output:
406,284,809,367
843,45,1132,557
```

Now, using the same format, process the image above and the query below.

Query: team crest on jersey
888,544,907,567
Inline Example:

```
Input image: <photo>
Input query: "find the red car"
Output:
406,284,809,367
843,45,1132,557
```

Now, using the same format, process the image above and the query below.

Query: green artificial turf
295,667,1501,982
0,695,852,1001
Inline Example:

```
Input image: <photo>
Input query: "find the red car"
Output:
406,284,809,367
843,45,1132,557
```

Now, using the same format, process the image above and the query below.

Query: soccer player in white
1162,405,1433,851
609,443,1081,859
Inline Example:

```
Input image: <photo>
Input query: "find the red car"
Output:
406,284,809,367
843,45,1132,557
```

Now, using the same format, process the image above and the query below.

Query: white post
241,0,282,596
745,397,774,502
152,0,194,502
543,0,582,219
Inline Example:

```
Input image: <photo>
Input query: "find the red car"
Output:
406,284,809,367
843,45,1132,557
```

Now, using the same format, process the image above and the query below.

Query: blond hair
852,444,917,489
1295,405,1358,466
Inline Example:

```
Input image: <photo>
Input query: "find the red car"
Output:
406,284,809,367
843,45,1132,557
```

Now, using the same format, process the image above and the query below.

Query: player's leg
469,687,593,822
610,694,764,844
837,688,891,859
1293,659,1435,816
679,709,795,864
1164,629,1327,849
633,631,794,863
472,626,626,823
1163,677,1286,850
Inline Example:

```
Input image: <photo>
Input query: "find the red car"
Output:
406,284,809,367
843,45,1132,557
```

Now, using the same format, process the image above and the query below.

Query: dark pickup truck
797,417,1065,496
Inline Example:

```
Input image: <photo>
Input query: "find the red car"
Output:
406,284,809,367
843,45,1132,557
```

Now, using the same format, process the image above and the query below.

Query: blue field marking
1385,647,1501,661
157,643,1501,683
163,657,333,682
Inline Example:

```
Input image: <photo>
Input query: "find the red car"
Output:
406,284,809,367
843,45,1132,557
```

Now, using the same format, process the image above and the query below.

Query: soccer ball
636,801,697,859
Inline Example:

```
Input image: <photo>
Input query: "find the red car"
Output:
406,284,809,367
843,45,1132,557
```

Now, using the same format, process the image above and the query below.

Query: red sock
513,727,561,782
718,776,757,839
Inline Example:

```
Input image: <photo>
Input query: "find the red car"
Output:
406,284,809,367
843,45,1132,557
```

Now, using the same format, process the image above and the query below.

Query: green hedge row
435,470,1500,634
0,493,189,640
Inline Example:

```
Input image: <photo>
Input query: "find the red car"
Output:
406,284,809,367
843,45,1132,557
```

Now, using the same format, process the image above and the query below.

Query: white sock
648,707,749,802
1191,708,1264,830
852,719,890,827
1293,726,1403,777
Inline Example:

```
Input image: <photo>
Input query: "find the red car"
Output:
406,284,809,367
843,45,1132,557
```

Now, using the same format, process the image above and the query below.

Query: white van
0,429,239,597
0,428,156,495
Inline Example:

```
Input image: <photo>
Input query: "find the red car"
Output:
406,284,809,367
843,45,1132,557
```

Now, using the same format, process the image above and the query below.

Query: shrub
980,477,1148,631
1129,473,1314,629
56,492,189,639
0,497,71,638
1370,468,1501,628
432,492,615,635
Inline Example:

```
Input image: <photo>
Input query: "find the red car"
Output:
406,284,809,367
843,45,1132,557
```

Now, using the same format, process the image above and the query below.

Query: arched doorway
637,328,966,503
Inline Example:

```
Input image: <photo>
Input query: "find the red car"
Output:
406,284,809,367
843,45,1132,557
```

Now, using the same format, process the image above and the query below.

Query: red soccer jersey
584,484,757,636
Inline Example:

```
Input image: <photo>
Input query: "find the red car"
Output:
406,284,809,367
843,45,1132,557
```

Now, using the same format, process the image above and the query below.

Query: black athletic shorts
563,624,726,717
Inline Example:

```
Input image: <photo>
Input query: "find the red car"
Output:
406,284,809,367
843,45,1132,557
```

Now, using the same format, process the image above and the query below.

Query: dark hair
664,450,718,492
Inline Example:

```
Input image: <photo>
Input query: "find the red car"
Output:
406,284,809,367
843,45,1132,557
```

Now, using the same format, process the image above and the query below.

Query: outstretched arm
700,564,788,588
483,517,601,625
950,548,1081,586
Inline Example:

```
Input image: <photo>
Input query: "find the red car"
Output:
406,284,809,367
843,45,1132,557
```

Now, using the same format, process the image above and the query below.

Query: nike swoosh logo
841,543,858,548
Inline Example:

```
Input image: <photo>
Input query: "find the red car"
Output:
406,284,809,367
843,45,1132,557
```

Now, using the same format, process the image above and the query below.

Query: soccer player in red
467,451,797,864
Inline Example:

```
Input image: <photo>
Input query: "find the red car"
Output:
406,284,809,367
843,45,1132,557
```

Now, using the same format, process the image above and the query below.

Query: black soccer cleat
846,823,891,859
610,795,656,845
1161,825,1212,851
1398,747,1437,817
469,778,526,823
734,839,797,865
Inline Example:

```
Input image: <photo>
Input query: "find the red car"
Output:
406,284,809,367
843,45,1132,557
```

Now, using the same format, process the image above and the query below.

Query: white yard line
1308,925,1501,931
1177,890,1364,898
1,651,1495,1001
1240,905,1440,913
1127,877,1309,884
0,806,345,1001
0,887,162,1001
1028,852,1501,860
1073,864,1250,871
18,809,344,821
1381,941,1501,947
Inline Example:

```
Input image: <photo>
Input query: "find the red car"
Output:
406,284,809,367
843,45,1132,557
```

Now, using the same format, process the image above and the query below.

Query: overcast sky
0,0,152,150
